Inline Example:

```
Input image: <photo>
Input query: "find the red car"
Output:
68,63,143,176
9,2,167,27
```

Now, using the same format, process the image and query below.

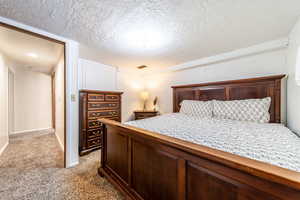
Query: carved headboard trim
172,75,285,123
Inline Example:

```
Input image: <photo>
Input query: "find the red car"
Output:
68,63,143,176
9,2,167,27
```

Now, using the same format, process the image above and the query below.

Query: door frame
8,68,14,135
0,21,67,168
51,72,56,130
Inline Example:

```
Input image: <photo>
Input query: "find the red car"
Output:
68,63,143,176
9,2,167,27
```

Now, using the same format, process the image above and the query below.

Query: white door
8,70,14,135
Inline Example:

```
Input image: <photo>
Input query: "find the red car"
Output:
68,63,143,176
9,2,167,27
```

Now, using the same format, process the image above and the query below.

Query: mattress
125,113,300,172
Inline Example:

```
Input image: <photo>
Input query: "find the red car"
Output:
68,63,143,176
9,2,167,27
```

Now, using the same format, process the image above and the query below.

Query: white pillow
180,100,213,118
213,97,271,123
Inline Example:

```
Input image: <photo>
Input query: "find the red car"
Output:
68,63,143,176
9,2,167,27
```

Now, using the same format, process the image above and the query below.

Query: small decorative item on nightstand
153,96,158,111
140,91,149,111
134,110,158,120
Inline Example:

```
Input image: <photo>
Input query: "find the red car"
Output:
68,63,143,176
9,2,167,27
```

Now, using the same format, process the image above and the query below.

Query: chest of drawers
79,90,123,156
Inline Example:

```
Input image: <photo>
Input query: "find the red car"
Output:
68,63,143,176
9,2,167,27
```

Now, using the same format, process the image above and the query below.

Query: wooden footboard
98,119,300,200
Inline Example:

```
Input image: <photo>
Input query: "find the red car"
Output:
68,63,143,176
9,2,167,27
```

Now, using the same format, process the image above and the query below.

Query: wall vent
137,65,147,69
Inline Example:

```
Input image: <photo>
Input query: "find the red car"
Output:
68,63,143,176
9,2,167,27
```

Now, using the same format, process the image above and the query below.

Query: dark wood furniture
79,90,123,156
98,75,300,200
134,110,158,120
173,75,283,123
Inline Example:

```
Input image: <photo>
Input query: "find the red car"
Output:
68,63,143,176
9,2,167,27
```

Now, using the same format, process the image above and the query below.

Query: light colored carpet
0,130,124,200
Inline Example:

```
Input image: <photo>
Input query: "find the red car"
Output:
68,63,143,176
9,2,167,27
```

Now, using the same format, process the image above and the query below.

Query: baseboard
67,160,79,168
0,142,9,156
55,132,64,152
12,127,53,135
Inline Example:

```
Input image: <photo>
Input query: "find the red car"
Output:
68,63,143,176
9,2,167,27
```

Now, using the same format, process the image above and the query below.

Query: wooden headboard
172,75,285,123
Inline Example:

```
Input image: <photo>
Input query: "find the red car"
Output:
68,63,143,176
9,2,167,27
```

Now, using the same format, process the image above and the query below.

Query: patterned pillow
179,100,213,118
213,97,271,123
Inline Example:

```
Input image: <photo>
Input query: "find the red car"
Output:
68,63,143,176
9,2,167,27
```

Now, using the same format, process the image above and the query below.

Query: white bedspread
125,113,300,172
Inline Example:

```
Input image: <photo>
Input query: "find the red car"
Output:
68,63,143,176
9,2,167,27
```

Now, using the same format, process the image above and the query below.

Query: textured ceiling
0,0,300,70
0,26,63,74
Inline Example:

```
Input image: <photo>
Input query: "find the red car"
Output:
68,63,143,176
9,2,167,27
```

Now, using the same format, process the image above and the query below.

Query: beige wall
13,67,52,133
54,54,65,151
0,52,9,155
143,49,287,121
117,70,143,122
286,17,300,134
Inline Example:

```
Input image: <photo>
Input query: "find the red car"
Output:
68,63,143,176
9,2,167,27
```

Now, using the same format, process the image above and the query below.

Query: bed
98,74,300,200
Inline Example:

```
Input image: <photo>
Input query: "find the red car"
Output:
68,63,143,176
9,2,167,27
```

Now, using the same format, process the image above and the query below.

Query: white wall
143,49,287,120
54,54,65,151
78,59,117,90
0,52,9,155
286,17,300,134
13,67,52,133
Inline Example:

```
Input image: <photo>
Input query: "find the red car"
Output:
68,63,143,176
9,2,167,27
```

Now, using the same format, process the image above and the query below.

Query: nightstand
134,110,158,120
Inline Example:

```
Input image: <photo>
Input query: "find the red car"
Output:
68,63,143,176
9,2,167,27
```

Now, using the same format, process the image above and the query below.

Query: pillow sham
179,100,213,118
213,97,271,123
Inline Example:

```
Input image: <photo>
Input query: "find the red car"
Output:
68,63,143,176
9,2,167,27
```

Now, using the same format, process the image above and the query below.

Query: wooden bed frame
98,74,300,200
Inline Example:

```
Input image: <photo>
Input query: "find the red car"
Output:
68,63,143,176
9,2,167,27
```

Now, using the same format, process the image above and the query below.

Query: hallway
0,130,123,200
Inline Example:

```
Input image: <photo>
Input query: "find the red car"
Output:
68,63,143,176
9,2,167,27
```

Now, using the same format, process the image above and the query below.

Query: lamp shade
140,91,149,100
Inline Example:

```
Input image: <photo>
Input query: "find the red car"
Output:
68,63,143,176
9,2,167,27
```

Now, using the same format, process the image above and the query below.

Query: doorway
0,22,67,167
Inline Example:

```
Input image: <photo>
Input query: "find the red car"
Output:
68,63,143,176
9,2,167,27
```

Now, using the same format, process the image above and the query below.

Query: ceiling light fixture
27,53,38,58
124,29,164,49
117,22,173,53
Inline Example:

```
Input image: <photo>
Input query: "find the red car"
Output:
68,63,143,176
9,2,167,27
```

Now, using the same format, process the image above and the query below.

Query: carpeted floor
0,130,124,200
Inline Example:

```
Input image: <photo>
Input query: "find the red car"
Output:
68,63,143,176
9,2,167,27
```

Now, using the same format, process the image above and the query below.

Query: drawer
135,112,158,120
87,137,101,148
105,116,120,122
88,110,119,119
87,129,102,139
136,116,148,120
105,94,119,102
88,102,119,110
88,94,104,102
136,113,157,118
87,120,102,129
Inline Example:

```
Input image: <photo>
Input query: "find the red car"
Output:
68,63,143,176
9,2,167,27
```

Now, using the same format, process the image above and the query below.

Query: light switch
71,94,76,102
